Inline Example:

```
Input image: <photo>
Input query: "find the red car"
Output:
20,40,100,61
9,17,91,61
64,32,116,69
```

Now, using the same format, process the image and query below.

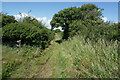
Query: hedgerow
2,22,54,49
69,20,118,42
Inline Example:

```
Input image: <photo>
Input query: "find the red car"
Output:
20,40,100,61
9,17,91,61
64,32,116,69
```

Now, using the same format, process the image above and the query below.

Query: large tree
50,4,103,39
50,7,79,39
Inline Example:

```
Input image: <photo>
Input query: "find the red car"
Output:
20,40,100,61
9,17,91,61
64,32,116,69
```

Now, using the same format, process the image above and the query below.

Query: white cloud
14,13,52,29
36,17,52,29
14,13,63,31
102,17,108,22
14,13,29,21
36,17,63,31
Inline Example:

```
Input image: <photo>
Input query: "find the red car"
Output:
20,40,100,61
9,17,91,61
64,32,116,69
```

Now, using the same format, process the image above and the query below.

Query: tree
50,7,78,39
50,4,103,39
54,29,61,33
1,13,17,27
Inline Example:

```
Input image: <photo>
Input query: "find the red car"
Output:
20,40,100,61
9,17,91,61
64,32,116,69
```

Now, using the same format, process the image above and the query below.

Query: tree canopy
50,4,104,39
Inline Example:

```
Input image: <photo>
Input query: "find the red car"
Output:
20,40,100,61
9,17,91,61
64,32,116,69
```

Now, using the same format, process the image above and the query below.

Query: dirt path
34,60,52,78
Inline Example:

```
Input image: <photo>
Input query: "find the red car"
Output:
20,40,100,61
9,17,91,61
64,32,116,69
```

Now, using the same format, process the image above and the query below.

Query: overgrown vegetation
2,3,119,78
1,13,17,27
69,20,119,42
50,4,118,42
2,13,54,78
3,22,54,49
2,14,54,49
2,34,118,78
2,45,42,78
50,4,103,40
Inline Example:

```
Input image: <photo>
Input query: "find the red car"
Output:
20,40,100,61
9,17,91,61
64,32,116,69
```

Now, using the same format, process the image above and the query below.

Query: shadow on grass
55,40,62,44
2,41,16,48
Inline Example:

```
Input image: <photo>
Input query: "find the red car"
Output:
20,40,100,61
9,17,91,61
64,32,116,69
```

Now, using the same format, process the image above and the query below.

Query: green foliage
2,4,119,78
2,22,54,49
54,29,61,33
2,33,118,78
2,45,42,78
49,35,118,78
1,13,17,27
68,20,87,37
50,4,103,39
50,7,78,39
80,4,103,20
68,20,118,42
2,61,22,78
23,16,45,29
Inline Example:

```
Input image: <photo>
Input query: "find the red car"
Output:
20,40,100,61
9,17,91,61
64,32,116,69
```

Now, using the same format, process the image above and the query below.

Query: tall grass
2,34,118,78
2,45,42,78
47,35,118,78
69,36,118,78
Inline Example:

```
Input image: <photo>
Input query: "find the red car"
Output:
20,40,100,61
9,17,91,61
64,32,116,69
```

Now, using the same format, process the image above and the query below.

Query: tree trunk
62,25,69,40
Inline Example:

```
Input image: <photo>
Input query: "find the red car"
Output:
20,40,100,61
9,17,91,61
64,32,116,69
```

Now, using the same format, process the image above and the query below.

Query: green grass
2,45,41,78
46,35,118,78
2,34,119,78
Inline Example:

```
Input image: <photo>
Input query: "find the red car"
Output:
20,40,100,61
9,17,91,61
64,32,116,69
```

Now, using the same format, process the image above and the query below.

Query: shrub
2,22,54,49
1,13,17,27
88,23,118,41
69,20,118,42
22,16,45,29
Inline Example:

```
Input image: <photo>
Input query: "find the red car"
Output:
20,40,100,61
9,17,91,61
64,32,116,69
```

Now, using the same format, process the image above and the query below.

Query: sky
2,2,118,29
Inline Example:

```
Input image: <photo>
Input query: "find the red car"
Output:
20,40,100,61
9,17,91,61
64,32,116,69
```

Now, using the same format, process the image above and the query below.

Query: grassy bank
2,34,118,78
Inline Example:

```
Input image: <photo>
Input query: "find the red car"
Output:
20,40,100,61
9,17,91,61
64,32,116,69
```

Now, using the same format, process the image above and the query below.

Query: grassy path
34,45,75,78
34,34,118,78
33,34,77,78
2,33,118,78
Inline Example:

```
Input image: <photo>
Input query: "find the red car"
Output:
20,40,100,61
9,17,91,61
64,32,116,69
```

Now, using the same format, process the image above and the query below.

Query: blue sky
2,2,118,21
2,2,118,28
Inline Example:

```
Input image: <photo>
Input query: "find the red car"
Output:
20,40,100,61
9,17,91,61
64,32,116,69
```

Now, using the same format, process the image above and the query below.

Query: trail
33,33,75,78
32,34,60,78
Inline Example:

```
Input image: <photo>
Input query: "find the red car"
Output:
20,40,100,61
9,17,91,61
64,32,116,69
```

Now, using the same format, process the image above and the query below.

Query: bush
87,23,118,41
22,16,45,29
69,20,118,42
1,13,17,27
2,22,54,49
